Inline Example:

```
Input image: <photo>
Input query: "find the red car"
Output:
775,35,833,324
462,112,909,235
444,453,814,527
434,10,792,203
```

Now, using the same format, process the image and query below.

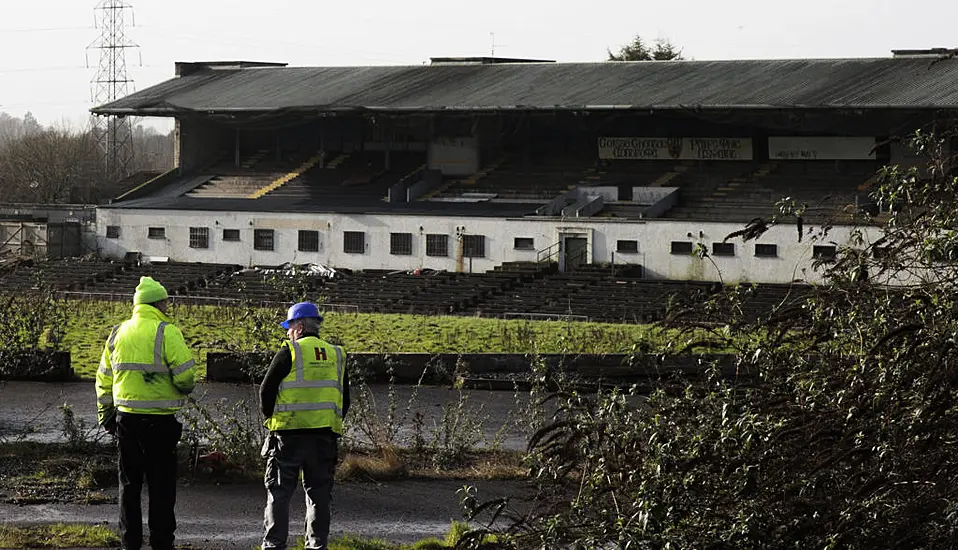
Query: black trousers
117,412,182,550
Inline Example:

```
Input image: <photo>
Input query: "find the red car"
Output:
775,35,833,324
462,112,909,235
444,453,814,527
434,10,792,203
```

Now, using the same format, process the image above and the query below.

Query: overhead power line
0,64,158,74
0,66,90,74
0,26,91,33
87,0,138,181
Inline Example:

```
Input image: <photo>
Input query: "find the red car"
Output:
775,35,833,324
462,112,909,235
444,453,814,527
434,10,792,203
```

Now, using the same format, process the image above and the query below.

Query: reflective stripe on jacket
265,336,345,433
95,304,195,423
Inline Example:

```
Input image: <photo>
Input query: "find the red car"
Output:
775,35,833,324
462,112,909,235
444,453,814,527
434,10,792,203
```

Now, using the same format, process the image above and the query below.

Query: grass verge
295,520,490,549
0,523,119,548
0,521,488,549
337,448,527,483
1,442,527,501
0,443,115,505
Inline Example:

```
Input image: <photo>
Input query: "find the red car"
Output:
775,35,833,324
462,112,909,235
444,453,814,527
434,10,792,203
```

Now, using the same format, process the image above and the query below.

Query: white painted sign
598,137,752,161
768,137,876,160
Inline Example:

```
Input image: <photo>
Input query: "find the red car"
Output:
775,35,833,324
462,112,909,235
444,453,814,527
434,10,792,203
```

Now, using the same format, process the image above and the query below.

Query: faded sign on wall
598,137,753,161
768,137,876,160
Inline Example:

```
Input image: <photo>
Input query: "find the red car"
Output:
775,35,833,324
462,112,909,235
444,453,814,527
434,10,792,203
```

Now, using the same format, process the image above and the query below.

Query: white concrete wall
636,221,869,284
96,208,877,284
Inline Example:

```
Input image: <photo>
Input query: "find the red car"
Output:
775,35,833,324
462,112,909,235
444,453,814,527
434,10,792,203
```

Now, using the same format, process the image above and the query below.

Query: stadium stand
100,171,164,203
583,160,684,188
317,269,492,314
562,278,718,324
0,260,243,298
90,262,241,296
186,151,310,199
182,264,545,315
82,55,958,289
2,257,812,326
474,270,601,318
247,151,326,198
261,151,426,202
663,161,877,222
404,270,533,314
194,266,330,304
0,258,120,292
472,264,717,323
429,153,595,202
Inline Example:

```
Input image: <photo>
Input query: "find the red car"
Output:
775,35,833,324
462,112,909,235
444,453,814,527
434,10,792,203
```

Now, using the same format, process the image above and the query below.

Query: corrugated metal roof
92,57,958,116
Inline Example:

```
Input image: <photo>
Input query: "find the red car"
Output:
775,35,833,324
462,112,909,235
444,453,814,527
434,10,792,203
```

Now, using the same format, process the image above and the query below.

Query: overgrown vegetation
340,367,528,480
179,391,267,479
57,403,104,451
174,368,530,483
459,131,958,548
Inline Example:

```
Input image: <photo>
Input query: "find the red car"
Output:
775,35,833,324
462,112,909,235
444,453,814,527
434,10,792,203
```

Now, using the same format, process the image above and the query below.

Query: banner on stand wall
768,137,876,160
597,137,753,161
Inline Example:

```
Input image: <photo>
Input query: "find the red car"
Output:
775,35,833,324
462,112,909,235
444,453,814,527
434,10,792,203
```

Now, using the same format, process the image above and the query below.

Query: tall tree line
0,112,174,204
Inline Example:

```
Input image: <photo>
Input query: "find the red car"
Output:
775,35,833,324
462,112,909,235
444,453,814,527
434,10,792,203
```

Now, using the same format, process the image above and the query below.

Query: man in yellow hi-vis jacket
95,276,196,550
260,301,349,550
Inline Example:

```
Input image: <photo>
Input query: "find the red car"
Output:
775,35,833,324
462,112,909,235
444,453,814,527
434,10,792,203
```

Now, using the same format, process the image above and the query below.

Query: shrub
466,131,958,549
0,291,67,380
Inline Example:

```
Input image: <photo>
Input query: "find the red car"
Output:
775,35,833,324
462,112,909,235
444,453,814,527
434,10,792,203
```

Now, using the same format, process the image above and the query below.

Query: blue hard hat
281,302,323,329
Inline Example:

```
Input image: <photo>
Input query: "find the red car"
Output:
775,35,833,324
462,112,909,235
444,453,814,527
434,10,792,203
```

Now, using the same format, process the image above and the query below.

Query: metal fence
54,291,360,314
502,311,591,322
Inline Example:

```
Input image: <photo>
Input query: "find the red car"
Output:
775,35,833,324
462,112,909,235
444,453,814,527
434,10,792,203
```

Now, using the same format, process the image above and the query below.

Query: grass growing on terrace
60,300,679,379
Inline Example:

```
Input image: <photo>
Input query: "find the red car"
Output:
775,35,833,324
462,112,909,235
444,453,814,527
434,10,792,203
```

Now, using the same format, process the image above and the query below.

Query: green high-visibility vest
95,304,196,423
266,336,345,434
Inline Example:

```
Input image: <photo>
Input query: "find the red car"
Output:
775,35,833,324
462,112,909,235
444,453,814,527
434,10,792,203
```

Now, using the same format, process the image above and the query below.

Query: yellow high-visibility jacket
95,304,196,425
265,336,345,434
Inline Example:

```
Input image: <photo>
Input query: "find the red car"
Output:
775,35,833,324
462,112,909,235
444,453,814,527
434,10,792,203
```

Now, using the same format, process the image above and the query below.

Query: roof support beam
234,129,240,168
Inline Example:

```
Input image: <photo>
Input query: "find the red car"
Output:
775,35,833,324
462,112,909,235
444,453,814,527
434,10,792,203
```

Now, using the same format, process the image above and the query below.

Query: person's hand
102,415,117,436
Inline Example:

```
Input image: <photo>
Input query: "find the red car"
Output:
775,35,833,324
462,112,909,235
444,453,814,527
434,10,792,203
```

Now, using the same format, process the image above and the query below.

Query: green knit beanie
133,276,169,305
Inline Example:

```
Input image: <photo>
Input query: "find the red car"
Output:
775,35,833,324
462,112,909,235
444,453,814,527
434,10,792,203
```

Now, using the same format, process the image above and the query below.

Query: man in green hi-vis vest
95,276,196,550
260,301,350,550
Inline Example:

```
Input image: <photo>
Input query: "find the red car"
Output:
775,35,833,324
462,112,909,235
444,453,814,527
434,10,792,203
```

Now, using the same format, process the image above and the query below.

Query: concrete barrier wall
0,351,739,387
0,351,73,381
205,352,738,385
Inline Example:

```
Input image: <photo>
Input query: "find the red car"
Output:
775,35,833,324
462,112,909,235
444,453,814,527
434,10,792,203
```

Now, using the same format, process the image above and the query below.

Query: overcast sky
1,0,957,129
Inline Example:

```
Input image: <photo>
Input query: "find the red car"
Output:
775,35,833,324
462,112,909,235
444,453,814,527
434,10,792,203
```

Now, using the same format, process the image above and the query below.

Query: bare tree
0,113,37,150
132,124,175,172
0,113,174,204
0,127,105,203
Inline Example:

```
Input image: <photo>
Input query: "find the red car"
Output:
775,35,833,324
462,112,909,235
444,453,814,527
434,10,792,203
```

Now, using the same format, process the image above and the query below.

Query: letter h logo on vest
314,347,328,361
